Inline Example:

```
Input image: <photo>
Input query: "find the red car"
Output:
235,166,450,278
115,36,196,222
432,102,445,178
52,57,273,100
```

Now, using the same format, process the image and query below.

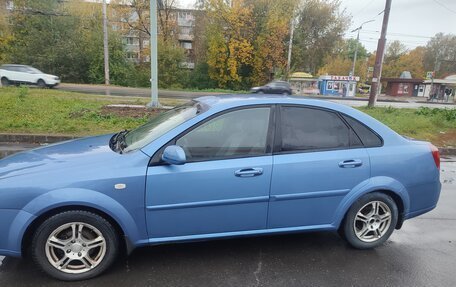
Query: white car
0,64,60,88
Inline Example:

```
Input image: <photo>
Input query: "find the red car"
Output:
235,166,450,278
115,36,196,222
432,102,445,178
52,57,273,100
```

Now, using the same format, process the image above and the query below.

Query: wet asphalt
1,158,455,287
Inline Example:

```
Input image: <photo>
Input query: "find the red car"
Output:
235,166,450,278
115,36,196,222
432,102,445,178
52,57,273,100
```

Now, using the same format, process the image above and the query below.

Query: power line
352,0,376,17
431,0,456,14
359,29,433,39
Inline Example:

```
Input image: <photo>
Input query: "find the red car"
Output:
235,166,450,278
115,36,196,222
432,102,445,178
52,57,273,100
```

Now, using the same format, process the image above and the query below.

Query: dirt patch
432,130,456,148
101,106,164,118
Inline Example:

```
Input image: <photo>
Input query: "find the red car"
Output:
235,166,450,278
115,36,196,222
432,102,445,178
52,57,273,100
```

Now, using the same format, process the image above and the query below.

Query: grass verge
0,87,455,147
0,87,185,136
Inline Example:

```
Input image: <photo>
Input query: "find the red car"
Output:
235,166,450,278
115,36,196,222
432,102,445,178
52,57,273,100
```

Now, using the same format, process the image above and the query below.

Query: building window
125,37,137,45
179,26,193,35
180,41,192,49
126,52,138,60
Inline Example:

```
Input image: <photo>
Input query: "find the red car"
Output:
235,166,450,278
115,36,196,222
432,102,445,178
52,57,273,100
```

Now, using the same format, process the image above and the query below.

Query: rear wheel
1,77,9,87
342,192,398,249
32,210,119,281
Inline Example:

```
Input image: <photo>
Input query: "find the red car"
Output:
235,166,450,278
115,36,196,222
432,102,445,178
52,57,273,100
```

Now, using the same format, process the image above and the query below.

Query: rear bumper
0,209,36,258
405,180,441,220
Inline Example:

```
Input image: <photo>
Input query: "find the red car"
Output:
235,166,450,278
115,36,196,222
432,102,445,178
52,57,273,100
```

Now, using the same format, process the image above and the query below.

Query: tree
318,39,370,81
249,0,297,85
385,40,407,64
0,0,13,63
382,46,425,79
343,38,368,61
291,0,350,74
423,33,456,78
204,0,255,89
7,0,132,84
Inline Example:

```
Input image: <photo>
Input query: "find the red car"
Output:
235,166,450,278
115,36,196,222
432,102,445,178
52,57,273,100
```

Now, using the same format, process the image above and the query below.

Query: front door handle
339,159,363,168
234,168,263,177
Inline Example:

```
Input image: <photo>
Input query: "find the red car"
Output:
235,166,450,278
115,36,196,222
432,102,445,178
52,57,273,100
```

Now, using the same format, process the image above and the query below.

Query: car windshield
122,101,205,153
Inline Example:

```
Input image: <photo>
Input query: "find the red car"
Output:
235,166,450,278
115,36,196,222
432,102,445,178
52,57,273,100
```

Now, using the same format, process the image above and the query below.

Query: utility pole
368,0,392,107
351,20,374,76
286,16,295,76
148,0,160,108
102,0,110,85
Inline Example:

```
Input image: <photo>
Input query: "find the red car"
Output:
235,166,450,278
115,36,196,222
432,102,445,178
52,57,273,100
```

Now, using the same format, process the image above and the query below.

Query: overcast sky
177,0,456,52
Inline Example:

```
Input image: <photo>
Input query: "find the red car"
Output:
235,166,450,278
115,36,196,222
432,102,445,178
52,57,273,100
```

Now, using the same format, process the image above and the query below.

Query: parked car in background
0,96,441,281
0,64,60,88
251,80,292,95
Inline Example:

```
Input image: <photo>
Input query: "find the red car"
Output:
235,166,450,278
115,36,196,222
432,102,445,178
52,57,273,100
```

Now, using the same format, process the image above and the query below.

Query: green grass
0,87,186,136
0,87,455,147
359,106,456,147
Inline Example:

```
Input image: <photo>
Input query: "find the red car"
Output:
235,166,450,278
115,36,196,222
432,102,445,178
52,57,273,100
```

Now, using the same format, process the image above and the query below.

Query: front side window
280,107,350,152
123,101,206,152
176,107,271,161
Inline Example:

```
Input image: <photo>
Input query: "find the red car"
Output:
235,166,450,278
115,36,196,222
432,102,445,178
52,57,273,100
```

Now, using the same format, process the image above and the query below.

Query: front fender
332,176,410,228
7,188,146,255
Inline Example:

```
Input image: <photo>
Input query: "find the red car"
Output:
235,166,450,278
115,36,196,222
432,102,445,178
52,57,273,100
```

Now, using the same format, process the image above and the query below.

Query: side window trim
149,104,276,166
273,104,361,155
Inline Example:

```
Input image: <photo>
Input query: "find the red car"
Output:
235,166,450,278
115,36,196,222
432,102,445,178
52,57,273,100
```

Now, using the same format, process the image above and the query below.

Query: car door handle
234,168,263,177
339,159,363,168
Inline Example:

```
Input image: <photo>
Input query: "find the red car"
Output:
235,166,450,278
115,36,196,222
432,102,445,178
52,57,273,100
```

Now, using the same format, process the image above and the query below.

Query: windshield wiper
110,130,129,153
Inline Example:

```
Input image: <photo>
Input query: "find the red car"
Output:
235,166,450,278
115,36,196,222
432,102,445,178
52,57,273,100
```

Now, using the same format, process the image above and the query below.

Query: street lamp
350,19,375,76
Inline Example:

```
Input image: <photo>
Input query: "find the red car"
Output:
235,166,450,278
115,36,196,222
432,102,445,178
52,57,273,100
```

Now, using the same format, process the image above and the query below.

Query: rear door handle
339,159,363,168
234,168,263,177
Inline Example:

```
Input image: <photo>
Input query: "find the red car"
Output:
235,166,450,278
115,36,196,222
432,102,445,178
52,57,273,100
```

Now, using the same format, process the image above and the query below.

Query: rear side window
342,115,382,147
279,107,350,151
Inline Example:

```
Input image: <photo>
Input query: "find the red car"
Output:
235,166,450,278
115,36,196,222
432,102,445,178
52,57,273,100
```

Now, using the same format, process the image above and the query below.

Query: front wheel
31,210,119,281
37,79,46,88
342,192,398,249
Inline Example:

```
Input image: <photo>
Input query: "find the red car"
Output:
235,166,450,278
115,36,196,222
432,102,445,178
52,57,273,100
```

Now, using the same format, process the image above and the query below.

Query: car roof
195,95,344,110
0,64,27,67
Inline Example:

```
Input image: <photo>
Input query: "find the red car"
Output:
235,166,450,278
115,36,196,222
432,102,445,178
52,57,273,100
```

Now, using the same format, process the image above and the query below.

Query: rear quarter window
342,114,383,147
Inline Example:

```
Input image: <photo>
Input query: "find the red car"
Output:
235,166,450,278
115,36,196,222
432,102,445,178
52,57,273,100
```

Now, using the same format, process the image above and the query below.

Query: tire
342,192,398,249
37,79,46,88
31,210,119,281
257,90,264,94
1,77,9,87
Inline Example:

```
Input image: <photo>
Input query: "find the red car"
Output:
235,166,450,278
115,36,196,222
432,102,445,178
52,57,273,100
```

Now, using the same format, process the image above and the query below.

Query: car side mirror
162,145,186,165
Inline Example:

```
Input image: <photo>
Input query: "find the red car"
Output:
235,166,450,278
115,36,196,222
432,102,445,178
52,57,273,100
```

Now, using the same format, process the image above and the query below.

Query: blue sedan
0,96,441,280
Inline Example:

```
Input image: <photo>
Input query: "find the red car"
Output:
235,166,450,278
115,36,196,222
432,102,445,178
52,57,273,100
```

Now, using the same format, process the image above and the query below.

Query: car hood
36,73,58,78
0,134,115,180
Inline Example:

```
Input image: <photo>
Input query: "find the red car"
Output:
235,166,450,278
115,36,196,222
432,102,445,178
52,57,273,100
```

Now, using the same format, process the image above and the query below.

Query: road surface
56,83,456,109
0,158,455,286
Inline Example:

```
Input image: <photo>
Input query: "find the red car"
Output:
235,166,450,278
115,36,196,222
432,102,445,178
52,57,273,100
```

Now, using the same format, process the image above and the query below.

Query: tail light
429,144,440,169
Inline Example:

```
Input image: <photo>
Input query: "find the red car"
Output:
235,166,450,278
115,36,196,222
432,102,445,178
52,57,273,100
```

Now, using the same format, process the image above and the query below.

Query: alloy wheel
353,201,392,243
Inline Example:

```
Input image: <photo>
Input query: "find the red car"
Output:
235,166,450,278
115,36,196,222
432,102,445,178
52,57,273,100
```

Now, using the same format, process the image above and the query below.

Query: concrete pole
102,0,110,85
286,17,295,76
351,29,360,76
368,0,392,107
148,0,160,108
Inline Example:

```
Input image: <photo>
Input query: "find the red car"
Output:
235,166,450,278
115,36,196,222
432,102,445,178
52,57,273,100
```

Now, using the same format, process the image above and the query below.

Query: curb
0,134,77,144
439,147,456,156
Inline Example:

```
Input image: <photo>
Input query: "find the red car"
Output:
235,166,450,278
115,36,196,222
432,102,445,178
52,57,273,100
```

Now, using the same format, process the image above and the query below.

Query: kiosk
318,75,360,97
